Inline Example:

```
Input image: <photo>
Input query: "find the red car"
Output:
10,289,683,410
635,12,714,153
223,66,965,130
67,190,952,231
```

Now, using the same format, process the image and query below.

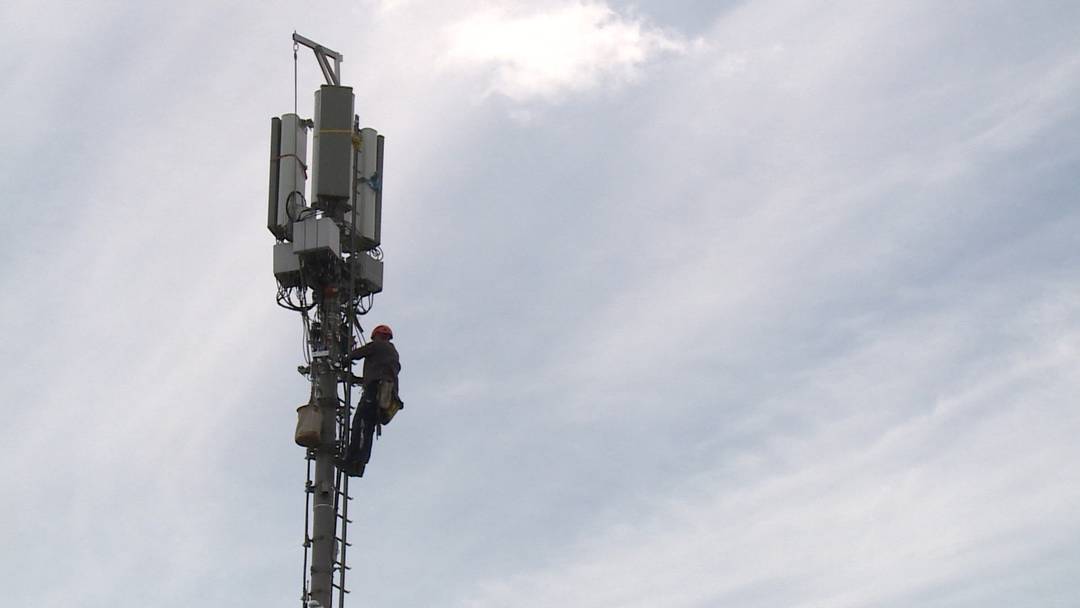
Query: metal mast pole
309,290,341,608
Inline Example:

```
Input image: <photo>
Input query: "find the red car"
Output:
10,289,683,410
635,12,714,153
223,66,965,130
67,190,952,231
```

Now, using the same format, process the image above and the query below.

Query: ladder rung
332,583,351,593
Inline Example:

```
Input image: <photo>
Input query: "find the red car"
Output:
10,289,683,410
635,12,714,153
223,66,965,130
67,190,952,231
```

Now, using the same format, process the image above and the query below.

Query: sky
2,1,1079,606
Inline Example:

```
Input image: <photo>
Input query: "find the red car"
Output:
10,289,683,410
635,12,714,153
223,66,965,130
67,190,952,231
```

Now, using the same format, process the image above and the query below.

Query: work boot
336,458,365,477
343,461,365,477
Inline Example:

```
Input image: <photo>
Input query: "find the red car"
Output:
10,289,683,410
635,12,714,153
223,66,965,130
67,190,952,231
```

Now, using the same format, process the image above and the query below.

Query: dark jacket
350,340,401,385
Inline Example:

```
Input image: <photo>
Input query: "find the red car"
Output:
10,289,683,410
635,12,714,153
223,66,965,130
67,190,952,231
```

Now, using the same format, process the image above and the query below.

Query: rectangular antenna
267,117,282,238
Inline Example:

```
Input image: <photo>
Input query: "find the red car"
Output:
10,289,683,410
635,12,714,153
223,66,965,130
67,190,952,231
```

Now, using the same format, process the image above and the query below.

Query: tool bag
295,402,323,448
376,380,404,425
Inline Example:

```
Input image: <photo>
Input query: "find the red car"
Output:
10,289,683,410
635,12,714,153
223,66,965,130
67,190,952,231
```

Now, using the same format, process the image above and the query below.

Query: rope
291,35,302,244
293,35,299,117
275,153,309,178
295,35,311,607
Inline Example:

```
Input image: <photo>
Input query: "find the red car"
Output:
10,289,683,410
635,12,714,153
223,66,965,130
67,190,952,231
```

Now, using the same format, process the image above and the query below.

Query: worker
340,324,401,477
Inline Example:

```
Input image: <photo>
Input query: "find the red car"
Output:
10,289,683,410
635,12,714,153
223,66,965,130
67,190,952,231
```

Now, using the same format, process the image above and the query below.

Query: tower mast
268,33,387,608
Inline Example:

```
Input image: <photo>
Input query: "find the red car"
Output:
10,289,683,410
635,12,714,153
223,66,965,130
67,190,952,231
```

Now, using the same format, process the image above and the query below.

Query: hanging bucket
295,404,323,447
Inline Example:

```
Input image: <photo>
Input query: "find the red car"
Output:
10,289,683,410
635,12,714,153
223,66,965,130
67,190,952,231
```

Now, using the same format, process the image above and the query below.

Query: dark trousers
346,383,380,466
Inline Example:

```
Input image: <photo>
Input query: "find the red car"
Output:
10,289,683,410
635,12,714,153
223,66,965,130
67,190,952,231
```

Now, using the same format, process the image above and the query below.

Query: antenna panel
345,128,382,251
312,86,355,201
276,114,309,239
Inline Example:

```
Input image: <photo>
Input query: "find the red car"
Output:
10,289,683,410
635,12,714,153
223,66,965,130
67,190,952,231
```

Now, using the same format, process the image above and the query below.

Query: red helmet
372,324,393,340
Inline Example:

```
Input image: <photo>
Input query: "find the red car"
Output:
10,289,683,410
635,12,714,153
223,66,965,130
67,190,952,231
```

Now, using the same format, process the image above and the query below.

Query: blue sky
2,1,1079,606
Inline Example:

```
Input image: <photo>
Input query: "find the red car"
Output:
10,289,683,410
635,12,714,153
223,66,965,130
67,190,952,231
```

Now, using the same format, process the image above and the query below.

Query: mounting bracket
293,32,343,86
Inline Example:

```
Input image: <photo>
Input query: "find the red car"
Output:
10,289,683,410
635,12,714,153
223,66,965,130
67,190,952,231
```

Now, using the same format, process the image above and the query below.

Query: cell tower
268,33,386,608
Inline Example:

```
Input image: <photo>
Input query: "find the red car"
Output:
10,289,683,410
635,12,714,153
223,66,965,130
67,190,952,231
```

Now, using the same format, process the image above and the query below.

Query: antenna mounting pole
293,32,343,86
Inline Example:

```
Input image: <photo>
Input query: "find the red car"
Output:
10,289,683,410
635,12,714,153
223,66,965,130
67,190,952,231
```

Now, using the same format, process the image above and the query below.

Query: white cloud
443,1,689,101
458,290,1080,607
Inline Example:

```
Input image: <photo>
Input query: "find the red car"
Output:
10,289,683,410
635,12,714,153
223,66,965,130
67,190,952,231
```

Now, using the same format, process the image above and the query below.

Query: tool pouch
376,380,403,425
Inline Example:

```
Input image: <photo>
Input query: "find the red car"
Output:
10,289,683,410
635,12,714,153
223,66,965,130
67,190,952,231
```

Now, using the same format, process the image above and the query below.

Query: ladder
301,384,356,607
